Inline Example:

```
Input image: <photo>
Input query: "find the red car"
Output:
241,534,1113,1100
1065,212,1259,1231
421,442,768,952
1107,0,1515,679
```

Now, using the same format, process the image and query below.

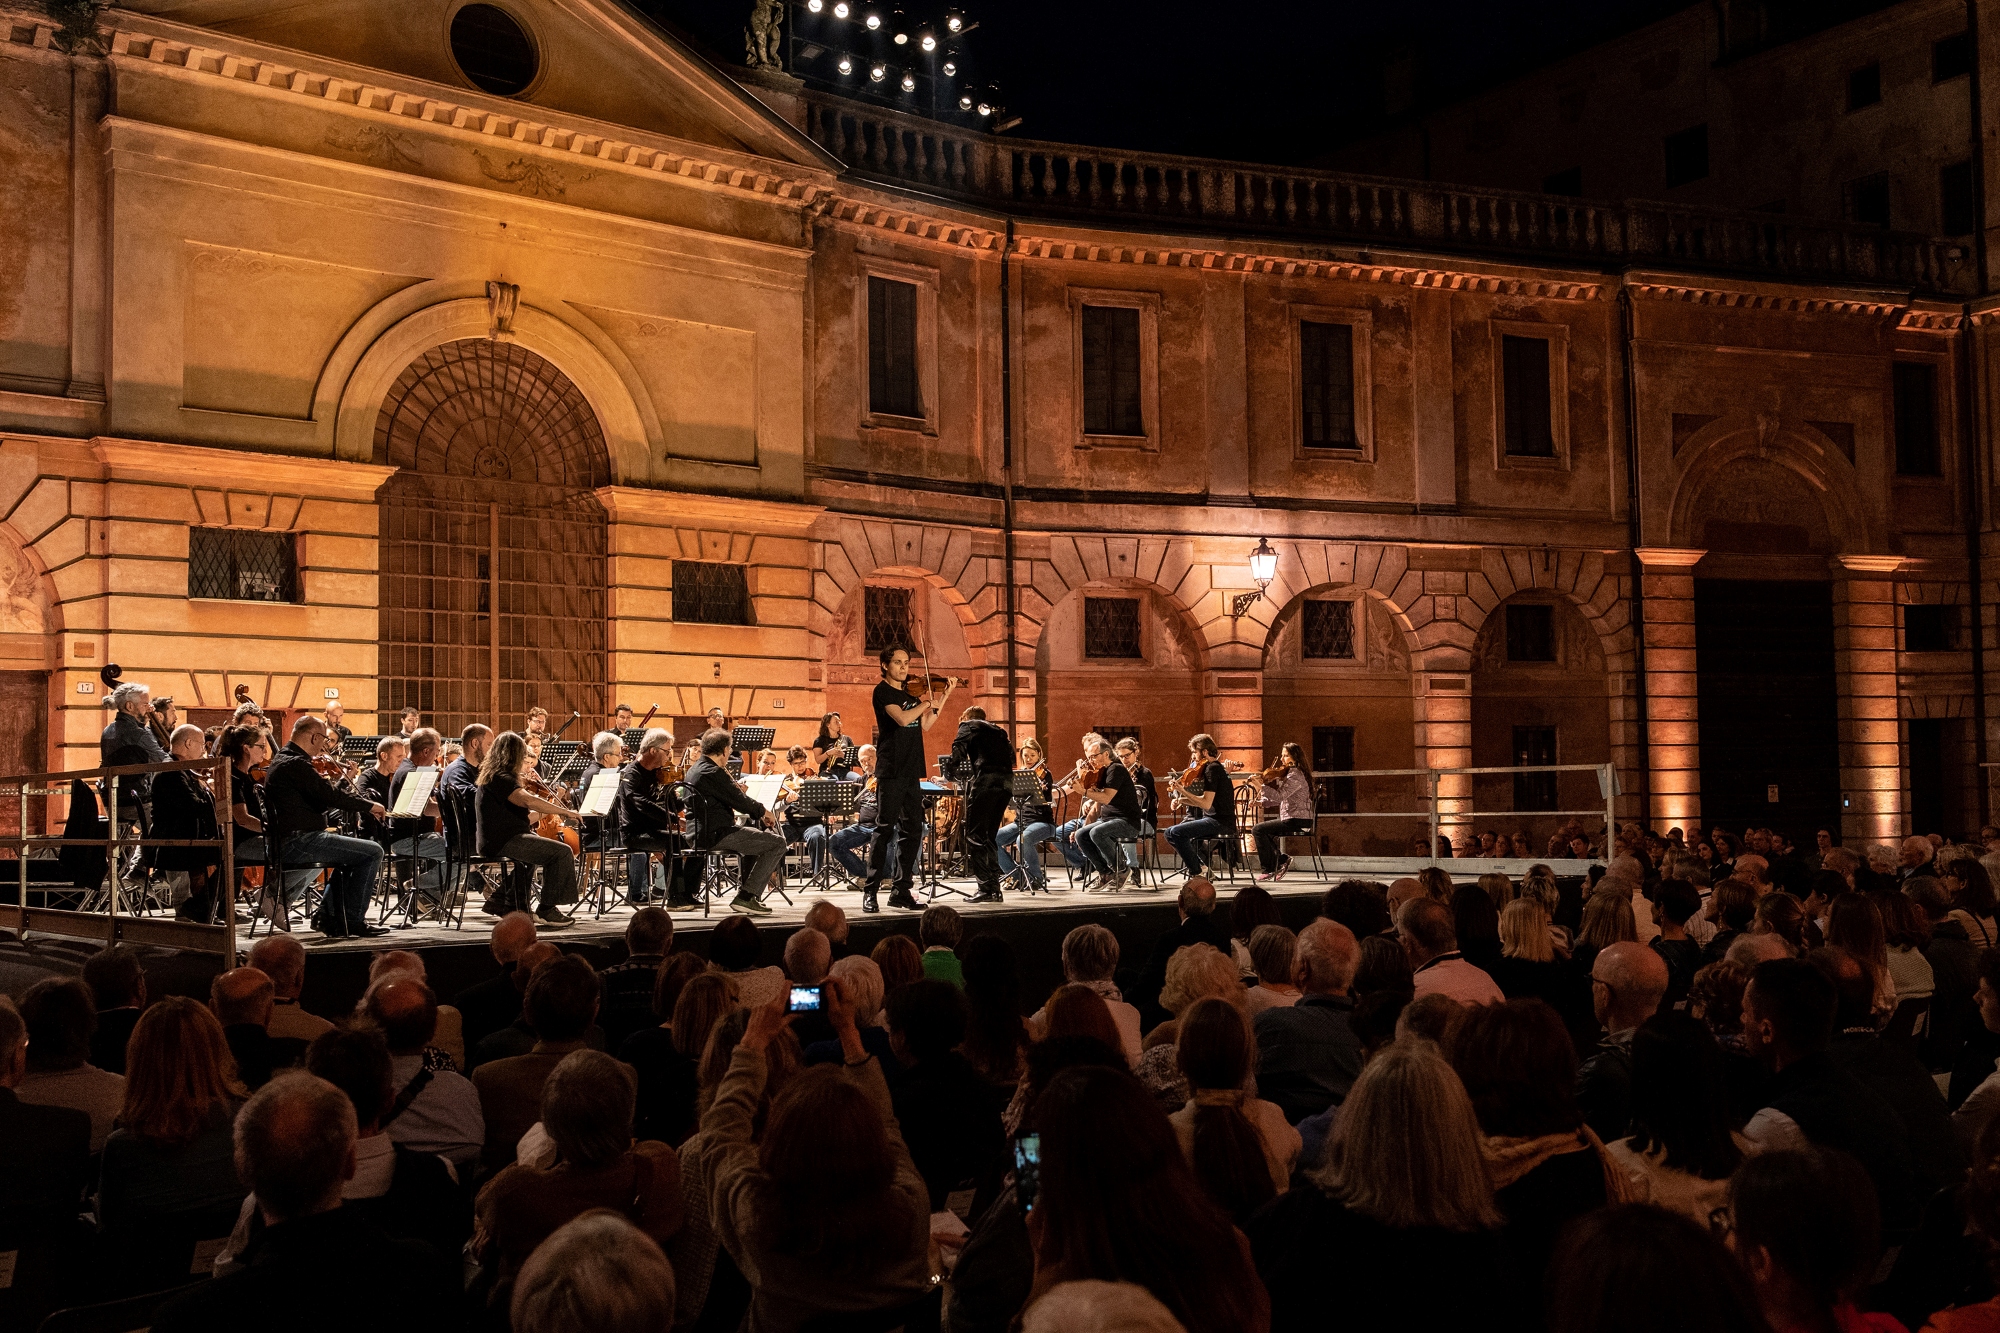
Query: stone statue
745,0,783,68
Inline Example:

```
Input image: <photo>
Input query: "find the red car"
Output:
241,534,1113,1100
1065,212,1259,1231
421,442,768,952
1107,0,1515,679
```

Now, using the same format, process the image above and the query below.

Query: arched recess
1668,416,1877,555
1469,592,1611,848
1034,579,1207,769
1261,585,1422,855
0,521,58,834
373,339,613,737
820,572,976,753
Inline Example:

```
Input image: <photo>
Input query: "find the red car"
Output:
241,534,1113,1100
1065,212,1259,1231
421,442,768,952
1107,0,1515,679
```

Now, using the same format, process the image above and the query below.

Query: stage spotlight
833,1,849,14
807,0,823,11
901,72,916,90
942,59,956,75
920,32,936,50
959,93,972,109
837,55,852,73
870,63,886,80
864,11,880,28
977,101,991,115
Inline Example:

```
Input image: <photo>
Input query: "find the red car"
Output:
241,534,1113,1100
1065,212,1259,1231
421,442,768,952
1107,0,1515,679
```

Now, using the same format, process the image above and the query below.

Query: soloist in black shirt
873,680,926,785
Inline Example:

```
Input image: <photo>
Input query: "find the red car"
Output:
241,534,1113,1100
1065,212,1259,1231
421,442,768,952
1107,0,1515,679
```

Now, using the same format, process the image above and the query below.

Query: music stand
537,741,588,789
620,727,648,751
339,735,382,765
796,778,858,890
730,725,774,760
1006,768,1054,895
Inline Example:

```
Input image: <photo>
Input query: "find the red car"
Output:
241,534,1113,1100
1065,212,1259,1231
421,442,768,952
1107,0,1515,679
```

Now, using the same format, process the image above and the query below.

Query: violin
525,772,582,856
1260,758,1289,786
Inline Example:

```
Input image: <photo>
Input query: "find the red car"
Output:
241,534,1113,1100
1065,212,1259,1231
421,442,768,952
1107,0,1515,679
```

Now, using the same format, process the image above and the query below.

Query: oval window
450,4,538,97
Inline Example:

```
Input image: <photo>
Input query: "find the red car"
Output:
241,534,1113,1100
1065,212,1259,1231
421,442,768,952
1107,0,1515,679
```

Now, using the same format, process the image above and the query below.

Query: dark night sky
651,0,1688,164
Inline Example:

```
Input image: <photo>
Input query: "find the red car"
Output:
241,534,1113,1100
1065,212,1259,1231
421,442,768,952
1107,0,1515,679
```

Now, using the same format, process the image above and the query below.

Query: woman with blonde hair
1246,1040,1511,1331
1519,864,1571,954
1135,944,1249,1110
1575,889,1637,958
97,996,248,1233
1477,872,1515,910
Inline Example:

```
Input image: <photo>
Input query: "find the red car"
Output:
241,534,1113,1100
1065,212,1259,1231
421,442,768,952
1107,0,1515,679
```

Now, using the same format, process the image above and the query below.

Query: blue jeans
997,820,1057,886
1082,818,1140,874
283,830,384,934
1054,817,1090,869
828,823,898,880
389,833,447,894
1164,816,1232,875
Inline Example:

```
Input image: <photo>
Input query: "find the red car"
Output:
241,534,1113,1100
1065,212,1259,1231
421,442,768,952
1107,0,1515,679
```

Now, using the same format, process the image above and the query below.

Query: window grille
188,527,300,603
865,585,916,654
673,561,752,626
1083,597,1142,658
1301,600,1356,659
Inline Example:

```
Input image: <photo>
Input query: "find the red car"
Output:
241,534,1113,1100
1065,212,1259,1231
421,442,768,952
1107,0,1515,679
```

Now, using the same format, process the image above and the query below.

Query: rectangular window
1506,604,1557,663
1082,596,1142,659
1663,123,1708,188
1905,603,1958,652
1301,599,1357,659
867,276,921,419
1846,62,1881,111
1311,725,1356,814
1942,160,1976,235
672,561,752,625
1845,172,1891,228
1081,305,1144,436
863,585,915,654
1500,335,1556,457
1299,321,1357,449
187,527,300,603
1093,724,1143,752
1935,31,1974,81
1542,166,1583,197
1893,360,1941,476
1512,725,1559,812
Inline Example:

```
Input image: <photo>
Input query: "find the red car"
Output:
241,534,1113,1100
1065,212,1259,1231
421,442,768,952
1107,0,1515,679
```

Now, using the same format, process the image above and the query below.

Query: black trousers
963,776,1012,891
867,780,925,891
1252,817,1313,871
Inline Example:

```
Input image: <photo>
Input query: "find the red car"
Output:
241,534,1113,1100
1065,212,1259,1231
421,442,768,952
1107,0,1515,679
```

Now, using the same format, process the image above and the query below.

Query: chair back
1883,995,1931,1046
36,1284,192,1333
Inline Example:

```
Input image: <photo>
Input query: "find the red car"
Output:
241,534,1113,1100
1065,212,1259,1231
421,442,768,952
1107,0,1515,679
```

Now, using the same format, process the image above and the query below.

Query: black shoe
538,911,576,927
968,890,1004,904
731,895,771,916
861,883,880,913
352,925,392,939
666,896,700,910
887,890,920,911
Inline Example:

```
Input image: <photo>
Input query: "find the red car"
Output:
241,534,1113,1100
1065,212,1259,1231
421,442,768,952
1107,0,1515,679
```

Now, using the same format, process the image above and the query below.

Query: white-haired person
511,1210,677,1333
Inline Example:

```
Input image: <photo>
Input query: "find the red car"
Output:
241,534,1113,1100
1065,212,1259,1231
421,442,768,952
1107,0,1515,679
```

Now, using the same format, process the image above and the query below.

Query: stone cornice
1625,270,1915,318
596,485,825,535
93,438,397,498
1634,547,1707,569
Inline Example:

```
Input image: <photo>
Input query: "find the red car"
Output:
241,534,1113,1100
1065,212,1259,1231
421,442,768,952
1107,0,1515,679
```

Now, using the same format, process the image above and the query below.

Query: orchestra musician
1072,737,1145,893
864,646,956,914
775,747,827,871
612,703,635,732
397,706,421,739
948,705,1014,904
265,715,391,940
388,728,449,899
1252,743,1314,882
1050,732,1107,878
442,724,491,811
1113,736,1159,878
683,727,785,916
995,738,1058,892
357,736,404,844
150,723,223,923
584,731,628,859
475,730,581,927
812,744,897,883
1163,733,1241,879
100,680,169,880
323,702,352,743
217,723,276,918
811,712,855,780
618,728,695,910
522,707,549,759
149,696,180,753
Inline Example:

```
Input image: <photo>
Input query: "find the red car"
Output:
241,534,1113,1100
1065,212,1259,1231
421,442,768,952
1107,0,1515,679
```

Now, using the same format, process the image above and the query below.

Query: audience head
708,915,764,971
651,951,705,1023
1948,857,1999,918
918,904,963,951
755,1063,917,1265
1395,898,1457,968
1825,895,1887,969
543,1049,638,1170
1350,990,1408,1060
1315,1038,1501,1228
1498,898,1554,962
1590,941,1669,1033
624,906,673,958
1626,1012,1744,1180
1020,1281,1187,1333
1741,958,1836,1069
1449,998,1580,1138
1043,984,1124,1054
1396,992,1466,1049
124,995,245,1145
1805,946,1877,1032
1321,880,1392,938
1174,995,1276,1222
235,1072,357,1224
1749,893,1807,953
1228,885,1280,940
870,934,924,993
1292,918,1359,997
1654,879,1702,930
783,927,832,984
304,1025,394,1129
827,955,884,1027
886,979,968,1063
510,1211,677,1333
1160,944,1246,1018
1477,872,1514,909
802,899,849,947
83,944,147,1011
1416,866,1453,903
1353,934,1415,997
18,977,95,1073
669,972,738,1062
1062,923,1121,984
1729,1148,1881,1330
1247,924,1296,988
1176,877,1217,920
525,955,600,1043
1578,890,1637,949
1726,931,1794,968
247,935,308,999
1451,884,1501,958
1550,1204,1768,1333
362,977,439,1056
492,911,538,965
1907,875,1952,923
1708,879,1758,933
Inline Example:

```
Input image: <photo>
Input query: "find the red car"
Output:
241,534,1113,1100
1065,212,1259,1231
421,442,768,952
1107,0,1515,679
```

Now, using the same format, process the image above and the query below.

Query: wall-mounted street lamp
1228,537,1279,619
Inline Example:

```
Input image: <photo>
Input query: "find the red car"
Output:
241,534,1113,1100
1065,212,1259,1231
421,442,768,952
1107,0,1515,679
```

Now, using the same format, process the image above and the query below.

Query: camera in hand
787,984,823,1013
1012,1132,1040,1214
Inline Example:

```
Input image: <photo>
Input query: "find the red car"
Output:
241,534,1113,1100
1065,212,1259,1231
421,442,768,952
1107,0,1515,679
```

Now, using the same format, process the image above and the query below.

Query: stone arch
330,295,653,484
809,516,993,671
0,518,60,836
1668,415,1879,555
1034,575,1211,767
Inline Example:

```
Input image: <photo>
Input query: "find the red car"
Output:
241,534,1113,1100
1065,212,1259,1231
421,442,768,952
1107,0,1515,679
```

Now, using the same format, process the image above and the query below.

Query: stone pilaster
1834,555,1906,843
1417,671,1472,850
1635,548,1706,832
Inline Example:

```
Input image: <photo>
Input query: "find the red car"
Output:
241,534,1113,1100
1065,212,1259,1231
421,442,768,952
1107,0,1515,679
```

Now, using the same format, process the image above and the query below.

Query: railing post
1602,762,1617,853
220,759,237,963
1428,769,1441,868
105,776,120,931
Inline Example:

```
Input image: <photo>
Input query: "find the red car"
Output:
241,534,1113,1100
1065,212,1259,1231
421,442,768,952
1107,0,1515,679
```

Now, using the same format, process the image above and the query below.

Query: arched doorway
373,339,611,738
1034,581,1204,771
1469,593,1610,851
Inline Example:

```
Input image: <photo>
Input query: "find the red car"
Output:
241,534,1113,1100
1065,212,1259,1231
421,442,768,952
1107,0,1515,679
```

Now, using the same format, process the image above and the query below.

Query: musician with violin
996,738,1058,892
357,736,405,846
684,727,785,916
865,646,957,914
618,727,696,909
1251,743,1314,882
388,728,449,899
1163,733,1241,879
150,723,224,923
772,746,830,871
1072,737,1146,893
948,705,1015,904
1049,732,1107,879
475,730,581,927
1113,736,1159,879
265,715,392,940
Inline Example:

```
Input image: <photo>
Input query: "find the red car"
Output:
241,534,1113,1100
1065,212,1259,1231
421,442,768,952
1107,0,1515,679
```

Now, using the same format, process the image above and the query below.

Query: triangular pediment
118,0,835,169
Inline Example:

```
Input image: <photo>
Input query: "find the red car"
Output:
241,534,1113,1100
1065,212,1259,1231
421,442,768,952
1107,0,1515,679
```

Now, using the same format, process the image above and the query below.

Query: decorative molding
1833,553,1906,576
1633,547,1707,569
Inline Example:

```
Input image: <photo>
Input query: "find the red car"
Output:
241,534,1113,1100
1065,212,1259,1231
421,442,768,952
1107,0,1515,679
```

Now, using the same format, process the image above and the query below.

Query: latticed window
1302,600,1356,659
1081,306,1143,436
1093,725,1142,752
1300,321,1357,448
673,561,752,625
865,585,915,654
1083,597,1142,659
188,527,300,603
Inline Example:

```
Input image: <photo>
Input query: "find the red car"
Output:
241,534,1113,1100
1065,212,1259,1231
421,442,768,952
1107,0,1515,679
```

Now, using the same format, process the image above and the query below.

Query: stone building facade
0,0,1992,850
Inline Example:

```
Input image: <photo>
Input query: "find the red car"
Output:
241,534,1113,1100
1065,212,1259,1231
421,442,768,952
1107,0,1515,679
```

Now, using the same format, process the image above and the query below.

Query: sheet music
578,769,620,817
390,767,439,818
741,774,786,809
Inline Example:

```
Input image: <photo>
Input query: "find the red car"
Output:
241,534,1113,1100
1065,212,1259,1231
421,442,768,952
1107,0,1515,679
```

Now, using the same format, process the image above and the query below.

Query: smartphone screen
787,984,823,1013
1012,1132,1040,1214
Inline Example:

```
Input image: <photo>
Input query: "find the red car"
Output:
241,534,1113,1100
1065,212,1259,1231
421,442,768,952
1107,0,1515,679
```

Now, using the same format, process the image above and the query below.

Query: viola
526,772,582,856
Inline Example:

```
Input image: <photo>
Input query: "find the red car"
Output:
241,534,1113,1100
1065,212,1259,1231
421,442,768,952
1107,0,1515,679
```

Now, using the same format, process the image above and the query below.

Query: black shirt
357,767,395,842
476,772,532,855
232,771,265,850
263,743,377,848
1094,760,1143,825
1017,768,1054,827
388,761,440,839
1129,763,1158,825
1200,759,1236,828
873,680,926,785
949,719,1014,783
684,756,768,849
616,760,682,842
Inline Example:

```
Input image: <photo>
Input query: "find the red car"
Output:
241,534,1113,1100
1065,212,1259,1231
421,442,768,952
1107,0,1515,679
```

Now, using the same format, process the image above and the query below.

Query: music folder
390,767,439,818
578,769,620,818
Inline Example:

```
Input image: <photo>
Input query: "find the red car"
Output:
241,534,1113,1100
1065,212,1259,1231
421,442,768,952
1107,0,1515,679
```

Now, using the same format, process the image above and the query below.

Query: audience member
81,944,147,1074
1252,918,1363,1123
1827,894,1898,1017
920,904,968,985
362,977,485,1174
1398,898,1504,1005
1170,996,1298,1213
511,1211,676,1333
803,898,851,957
804,954,898,1069
1019,1281,1188,1333
1548,1203,1768,1333
1028,923,1142,1064
97,995,247,1233
1875,889,1937,1009
1243,925,1301,1014
1952,951,2000,1149
709,914,786,1011
474,954,602,1172
1248,1040,1516,1333
962,933,1031,1085
1913,876,1984,1073
247,935,333,1043
0,997,91,1231
366,950,466,1068
625,970,734,1145
1136,944,1249,1109
211,966,308,1090
1452,883,1503,975
1029,1064,1270,1333
1320,879,1392,939
1946,859,2000,948
781,926,836,1047
1135,878,1230,1026
1702,880,1759,964
1351,933,1414,997
597,907,675,1052
150,1073,459,1333
1729,1148,1892,1333
872,932,925,993
1603,1013,1747,1225
1647,878,1706,1008
885,978,1006,1217
1576,942,1669,1141
15,977,125,1151
1227,885,1284,976
455,912,539,1053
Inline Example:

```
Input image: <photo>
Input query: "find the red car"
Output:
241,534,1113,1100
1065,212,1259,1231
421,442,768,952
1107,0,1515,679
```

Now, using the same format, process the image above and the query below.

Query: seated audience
1548,1203,1768,1333
455,912,539,1055
1004,990,1128,1133
962,932,1031,1085
872,932,926,993
1452,883,1504,975
81,944,148,1074
804,954,897,1068
597,907,676,1053
511,1211,677,1333
211,966,308,1090
98,996,247,1233
1136,878,1230,1026
15,977,125,1151
1248,1040,1517,1333
1228,885,1284,976
1135,944,1250,1109
1320,879,1393,941
1647,878,1706,1009
921,904,968,985
361,978,484,1174
1576,941,1670,1142
1170,996,1299,1213
150,1073,459,1333
1398,898,1504,1005
475,1050,682,1308
1243,925,1301,1014
1604,1013,1748,1225
781,926,836,1047
887,978,1006,1216
1028,923,1143,1065
247,935,334,1043
1028,1064,1269,1333
474,954,602,1172
1730,1148,1895,1333
366,950,466,1069
709,914,786,1011
1352,933,1414,998
470,943,577,1066
0,997,91,1232
622,969,735,1146
1252,918,1364,1123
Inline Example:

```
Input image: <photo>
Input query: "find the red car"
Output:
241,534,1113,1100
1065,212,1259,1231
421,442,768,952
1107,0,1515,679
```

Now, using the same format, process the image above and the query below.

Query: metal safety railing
1306,762,1619,867
1,755,238,957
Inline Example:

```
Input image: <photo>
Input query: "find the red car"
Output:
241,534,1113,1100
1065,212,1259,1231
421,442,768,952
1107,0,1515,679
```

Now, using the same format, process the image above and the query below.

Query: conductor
949,706,1014,904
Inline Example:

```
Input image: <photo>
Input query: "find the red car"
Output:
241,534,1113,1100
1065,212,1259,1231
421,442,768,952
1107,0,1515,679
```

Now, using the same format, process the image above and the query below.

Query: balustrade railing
801,93,1973,293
